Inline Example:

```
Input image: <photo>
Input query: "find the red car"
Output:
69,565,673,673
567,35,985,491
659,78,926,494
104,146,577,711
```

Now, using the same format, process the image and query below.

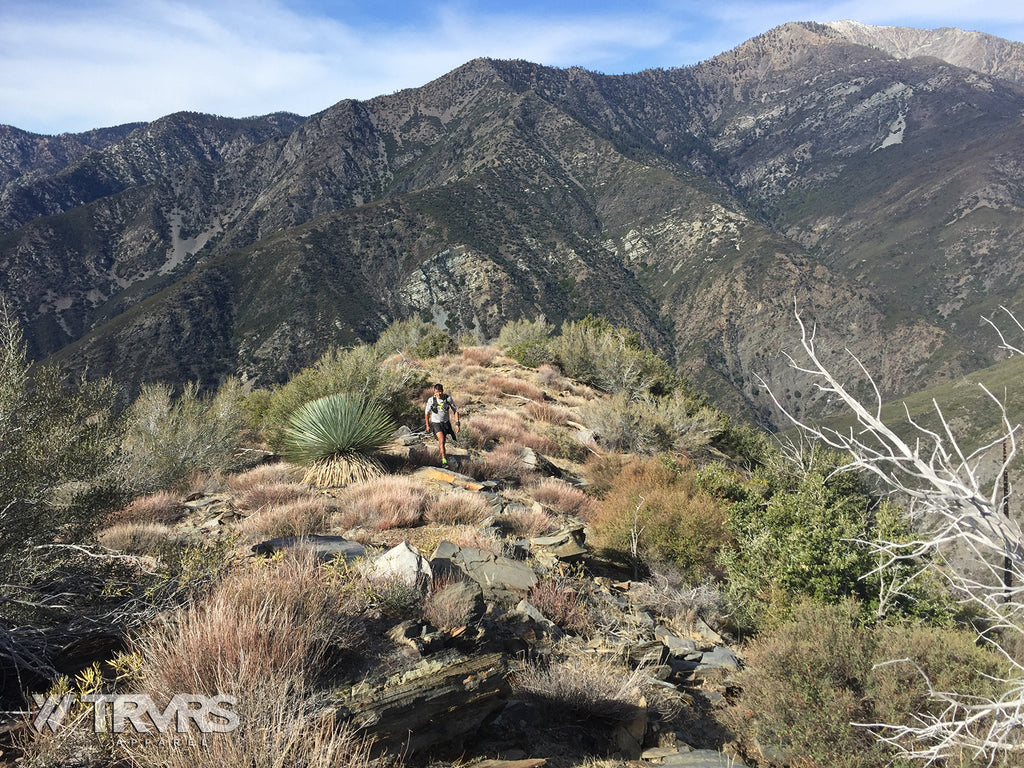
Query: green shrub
553,316,677,396
0,304,125,576
506,338,557,368
711,447,957,632
375,316,457,358
590,458,731,580
259,343,423,443
119,379,250,494
726,599,1010,768
496,315,555,350
716,449,875,630
279,393,395,486
580,390,725,456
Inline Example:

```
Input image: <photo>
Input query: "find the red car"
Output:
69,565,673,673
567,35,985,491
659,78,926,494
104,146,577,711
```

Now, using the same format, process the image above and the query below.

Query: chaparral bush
725,599,1009,768
590,457,731,581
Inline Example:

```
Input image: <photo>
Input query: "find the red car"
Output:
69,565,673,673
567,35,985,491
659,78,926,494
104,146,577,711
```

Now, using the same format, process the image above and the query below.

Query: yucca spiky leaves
280,394,395,487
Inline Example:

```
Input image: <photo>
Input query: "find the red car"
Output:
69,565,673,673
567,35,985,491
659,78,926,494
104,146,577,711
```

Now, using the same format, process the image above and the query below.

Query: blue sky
3,0,1024,135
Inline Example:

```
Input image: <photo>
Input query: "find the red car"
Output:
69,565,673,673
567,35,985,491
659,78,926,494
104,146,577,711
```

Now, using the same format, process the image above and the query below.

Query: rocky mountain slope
2,22,1024,426
826,20,1024,85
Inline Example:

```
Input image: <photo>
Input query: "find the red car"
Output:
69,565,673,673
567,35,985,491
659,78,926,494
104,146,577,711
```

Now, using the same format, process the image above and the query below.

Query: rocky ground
3,350,752,768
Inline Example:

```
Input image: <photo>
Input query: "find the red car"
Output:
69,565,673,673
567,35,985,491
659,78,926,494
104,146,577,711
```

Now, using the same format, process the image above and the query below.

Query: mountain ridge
3,21,1023,428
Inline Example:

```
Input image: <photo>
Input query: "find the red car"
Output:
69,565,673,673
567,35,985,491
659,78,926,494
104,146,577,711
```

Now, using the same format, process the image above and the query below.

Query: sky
3,0,1024,136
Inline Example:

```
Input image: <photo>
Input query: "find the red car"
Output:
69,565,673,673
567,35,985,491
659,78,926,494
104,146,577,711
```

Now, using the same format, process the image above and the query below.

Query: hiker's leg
437,429,447,463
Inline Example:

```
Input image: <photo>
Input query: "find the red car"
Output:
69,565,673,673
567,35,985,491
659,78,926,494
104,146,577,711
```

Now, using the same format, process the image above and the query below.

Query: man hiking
425,383,460,467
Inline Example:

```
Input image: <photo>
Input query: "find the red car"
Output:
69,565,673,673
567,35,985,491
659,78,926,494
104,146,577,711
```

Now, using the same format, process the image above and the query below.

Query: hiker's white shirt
425,394,457,424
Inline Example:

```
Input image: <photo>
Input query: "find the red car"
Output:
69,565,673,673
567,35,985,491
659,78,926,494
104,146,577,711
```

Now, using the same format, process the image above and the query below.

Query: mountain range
2,20,1023,428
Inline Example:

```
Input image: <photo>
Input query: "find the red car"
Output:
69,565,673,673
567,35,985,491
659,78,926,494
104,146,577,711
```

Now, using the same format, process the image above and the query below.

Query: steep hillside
827,20,1024,85
3,22,1024,429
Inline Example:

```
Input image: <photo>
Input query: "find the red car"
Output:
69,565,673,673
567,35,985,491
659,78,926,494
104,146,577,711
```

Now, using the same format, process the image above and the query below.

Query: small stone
370,541,432,586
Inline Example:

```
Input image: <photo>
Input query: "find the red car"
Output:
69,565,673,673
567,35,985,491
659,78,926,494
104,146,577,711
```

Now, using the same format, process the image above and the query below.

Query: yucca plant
280,394,396,487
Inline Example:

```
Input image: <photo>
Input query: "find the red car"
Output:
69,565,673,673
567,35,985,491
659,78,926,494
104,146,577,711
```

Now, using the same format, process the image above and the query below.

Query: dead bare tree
762,309,1024,762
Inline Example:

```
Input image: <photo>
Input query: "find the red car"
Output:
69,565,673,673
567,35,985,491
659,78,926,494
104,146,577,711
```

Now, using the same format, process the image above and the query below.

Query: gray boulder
431,541,537,602
370,541,432,586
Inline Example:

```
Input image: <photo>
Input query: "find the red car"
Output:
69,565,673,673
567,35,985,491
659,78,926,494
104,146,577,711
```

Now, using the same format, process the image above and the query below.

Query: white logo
30,693,239,734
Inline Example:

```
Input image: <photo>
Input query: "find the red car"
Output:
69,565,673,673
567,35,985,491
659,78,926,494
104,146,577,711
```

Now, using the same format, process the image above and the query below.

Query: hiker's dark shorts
430,422,456,439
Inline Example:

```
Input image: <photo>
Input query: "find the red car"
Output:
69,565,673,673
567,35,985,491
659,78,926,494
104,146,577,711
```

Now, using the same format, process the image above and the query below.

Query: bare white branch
769,307,1024,761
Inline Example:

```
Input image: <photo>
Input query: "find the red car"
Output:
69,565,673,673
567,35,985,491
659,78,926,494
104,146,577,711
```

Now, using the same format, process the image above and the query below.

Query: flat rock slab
413,466,495,491
251,535,367,563
659,750,748,767
432,541,537,599
529,526,587,559
655,625,699,656
329,652,509,755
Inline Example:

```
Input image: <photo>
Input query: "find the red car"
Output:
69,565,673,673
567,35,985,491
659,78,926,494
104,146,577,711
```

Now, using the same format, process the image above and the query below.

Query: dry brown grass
513,653,647,721
524,400,573,425
463,409,558,454
226,462,300,491
501,504,556,537
233,480,316,512
425,490,492,525
334,474,431,530
123,712,380,768
465,442,534,484
128,561,378,765
106,490,185,526
486,375,545,402
528,577,596,636
97,522,183,554
119,549,392,768
537,363,568,389
461,345,499,366
134,551,360,698
237,497,332,539
529,478,597,519
629,566,728,633
463,409,528,448
422,577,480,630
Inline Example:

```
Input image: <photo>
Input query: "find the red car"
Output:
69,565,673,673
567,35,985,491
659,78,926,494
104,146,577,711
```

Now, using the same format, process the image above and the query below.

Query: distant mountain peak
825,20,1024,85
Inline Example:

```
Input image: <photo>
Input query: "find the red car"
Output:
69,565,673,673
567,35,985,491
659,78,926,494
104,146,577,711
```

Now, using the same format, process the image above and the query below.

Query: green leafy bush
279,394,395,486
580,390,724,455
496,315,555,350
726,599,1009,768
119,379,250,494
711,447,956,632
553,316,677,396
716,449,875,630
506,338,557,368
259,343,423,443
375,316,457,359
0,305,124,576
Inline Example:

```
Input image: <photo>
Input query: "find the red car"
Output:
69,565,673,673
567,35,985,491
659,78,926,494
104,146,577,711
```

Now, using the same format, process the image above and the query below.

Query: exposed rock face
826,20,1024,86
3,22,1024,426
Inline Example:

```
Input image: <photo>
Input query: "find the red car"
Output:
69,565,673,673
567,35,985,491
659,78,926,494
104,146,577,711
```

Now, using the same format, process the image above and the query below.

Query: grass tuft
334,475,431,530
